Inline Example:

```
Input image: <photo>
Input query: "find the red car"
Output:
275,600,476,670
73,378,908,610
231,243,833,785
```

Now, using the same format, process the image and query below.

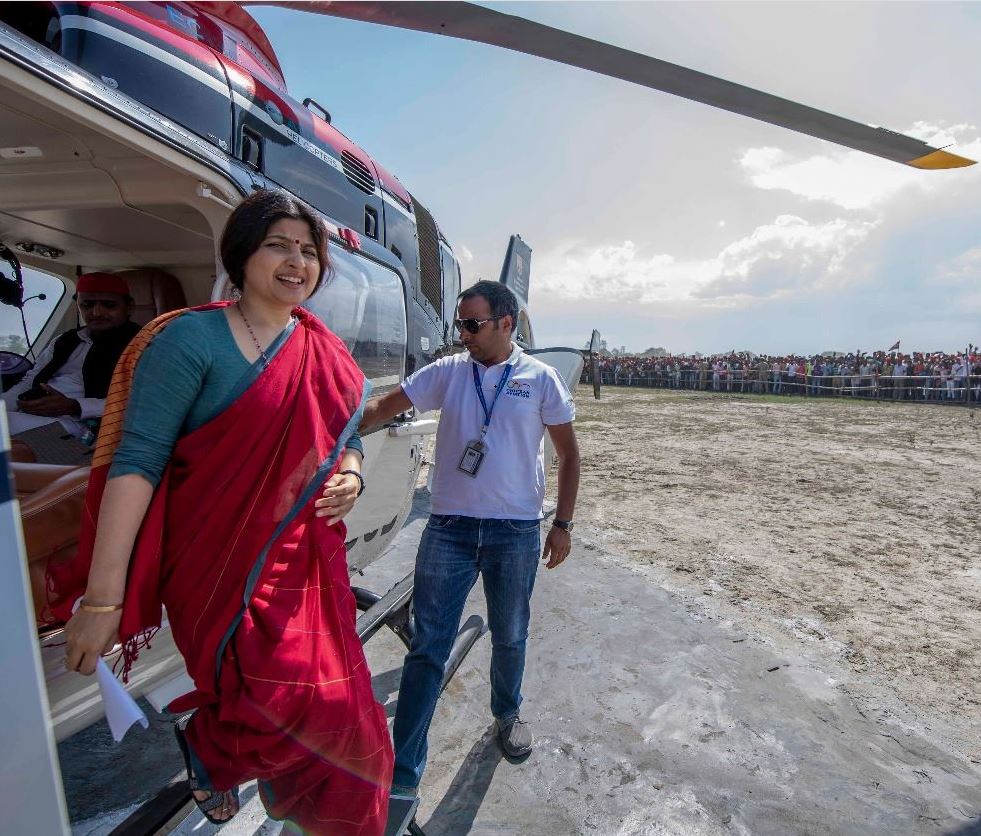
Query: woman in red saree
60,190,392,833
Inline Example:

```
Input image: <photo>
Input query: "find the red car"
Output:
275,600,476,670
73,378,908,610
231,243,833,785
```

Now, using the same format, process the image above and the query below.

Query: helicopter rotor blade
243,1,974,169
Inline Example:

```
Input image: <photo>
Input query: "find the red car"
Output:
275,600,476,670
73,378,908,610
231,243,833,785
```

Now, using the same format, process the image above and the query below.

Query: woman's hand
315,471,362,525
64,609,122,676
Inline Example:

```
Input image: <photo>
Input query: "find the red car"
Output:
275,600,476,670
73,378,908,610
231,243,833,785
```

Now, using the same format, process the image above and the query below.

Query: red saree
52,304,392,835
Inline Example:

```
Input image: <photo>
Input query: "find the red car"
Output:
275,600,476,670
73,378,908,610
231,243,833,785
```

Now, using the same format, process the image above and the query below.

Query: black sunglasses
78,299,121,311
454,316,502,335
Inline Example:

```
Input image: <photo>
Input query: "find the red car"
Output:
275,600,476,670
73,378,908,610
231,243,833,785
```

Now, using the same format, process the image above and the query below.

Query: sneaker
496,716,533,758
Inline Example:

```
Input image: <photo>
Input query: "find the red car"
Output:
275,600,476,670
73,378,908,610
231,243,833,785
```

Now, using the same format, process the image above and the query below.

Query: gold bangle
79,601,123,613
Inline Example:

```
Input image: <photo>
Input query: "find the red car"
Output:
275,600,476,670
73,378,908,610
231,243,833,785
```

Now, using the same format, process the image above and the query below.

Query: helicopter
0,1,972,831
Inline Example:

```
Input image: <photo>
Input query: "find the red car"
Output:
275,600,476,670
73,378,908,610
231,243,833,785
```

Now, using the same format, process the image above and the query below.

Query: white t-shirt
402,344,575,519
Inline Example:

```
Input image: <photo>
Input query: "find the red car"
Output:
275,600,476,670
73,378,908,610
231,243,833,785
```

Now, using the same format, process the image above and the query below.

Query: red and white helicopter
0,2,971,832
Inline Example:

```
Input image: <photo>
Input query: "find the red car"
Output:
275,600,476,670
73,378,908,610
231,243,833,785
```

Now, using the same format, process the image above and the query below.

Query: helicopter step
385,794,424,836
354,572,416,650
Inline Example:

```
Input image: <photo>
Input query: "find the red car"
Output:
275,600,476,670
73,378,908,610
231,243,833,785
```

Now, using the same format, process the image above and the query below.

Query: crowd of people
586,350,981,402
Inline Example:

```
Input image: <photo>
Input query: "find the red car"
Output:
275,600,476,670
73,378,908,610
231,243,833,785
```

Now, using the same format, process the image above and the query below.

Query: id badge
458,439,486,477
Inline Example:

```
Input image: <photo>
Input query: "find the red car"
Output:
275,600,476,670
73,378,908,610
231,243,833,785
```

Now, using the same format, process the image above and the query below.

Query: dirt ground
567,385,981,763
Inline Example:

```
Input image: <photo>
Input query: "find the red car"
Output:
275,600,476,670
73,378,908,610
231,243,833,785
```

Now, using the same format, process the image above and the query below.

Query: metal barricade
581,367,979,407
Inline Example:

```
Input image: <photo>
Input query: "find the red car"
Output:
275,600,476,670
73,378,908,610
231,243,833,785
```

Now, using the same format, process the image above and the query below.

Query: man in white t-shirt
360,280,580,795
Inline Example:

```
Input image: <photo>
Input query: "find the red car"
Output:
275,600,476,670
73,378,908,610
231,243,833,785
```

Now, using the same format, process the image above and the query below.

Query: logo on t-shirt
505,379,532,399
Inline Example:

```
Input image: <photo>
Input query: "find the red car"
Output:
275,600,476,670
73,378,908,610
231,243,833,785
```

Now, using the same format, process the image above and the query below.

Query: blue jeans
392,515,541,789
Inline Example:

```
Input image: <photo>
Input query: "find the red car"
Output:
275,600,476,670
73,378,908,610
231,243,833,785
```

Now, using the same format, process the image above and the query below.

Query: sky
245,1,981,356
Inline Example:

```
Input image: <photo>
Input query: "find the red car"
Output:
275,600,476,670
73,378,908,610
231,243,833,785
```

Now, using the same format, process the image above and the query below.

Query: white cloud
739,145,920,210
458,244,474,262
906,121,978,150
702,215,877,298
533,239,716,305
929,245,981,288
533,215,874,308
738,123,981,211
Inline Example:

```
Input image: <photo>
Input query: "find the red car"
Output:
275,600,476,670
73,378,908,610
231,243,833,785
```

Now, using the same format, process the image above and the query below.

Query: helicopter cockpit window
304,249,407,390
0,266,65,358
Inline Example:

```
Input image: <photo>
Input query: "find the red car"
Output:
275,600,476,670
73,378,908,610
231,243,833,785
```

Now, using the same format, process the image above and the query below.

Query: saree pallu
52,304,391,835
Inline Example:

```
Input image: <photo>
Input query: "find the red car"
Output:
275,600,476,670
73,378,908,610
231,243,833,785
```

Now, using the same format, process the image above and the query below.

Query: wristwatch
552,519,574,532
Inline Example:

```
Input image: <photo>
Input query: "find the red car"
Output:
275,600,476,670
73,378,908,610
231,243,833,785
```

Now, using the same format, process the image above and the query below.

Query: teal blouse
110,309,362,486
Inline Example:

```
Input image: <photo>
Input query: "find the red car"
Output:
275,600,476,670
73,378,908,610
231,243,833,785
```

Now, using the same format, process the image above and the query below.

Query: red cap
76,272,130,296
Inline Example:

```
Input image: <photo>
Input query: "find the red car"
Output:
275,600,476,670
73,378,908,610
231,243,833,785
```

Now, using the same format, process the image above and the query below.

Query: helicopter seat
13,462,91,623
10,439,37,462
115,268,188,325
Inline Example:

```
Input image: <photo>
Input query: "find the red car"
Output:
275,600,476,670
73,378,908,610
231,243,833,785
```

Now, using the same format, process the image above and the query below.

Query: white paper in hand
95,657,149,742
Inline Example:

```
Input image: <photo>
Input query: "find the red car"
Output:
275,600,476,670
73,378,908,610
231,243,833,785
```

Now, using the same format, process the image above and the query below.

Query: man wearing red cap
3,272,140,459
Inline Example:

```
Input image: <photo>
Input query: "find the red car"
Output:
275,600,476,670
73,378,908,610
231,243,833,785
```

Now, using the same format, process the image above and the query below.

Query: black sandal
174,717,240,825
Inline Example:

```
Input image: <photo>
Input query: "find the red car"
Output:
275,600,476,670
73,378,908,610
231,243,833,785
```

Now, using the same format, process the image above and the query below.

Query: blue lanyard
473,362,513,437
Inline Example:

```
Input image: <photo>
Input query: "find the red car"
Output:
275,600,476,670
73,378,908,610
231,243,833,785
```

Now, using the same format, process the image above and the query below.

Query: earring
230,285,242,301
